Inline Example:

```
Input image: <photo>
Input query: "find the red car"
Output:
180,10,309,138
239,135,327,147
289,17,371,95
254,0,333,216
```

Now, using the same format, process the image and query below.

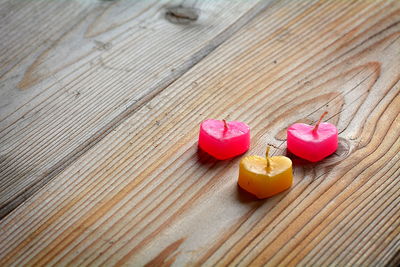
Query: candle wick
313,111,328,133
266,146,271,170
223,119,228,130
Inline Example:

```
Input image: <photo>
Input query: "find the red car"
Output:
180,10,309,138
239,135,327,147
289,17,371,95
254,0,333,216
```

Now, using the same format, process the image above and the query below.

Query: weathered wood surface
1,0,400,266
0,0,273,218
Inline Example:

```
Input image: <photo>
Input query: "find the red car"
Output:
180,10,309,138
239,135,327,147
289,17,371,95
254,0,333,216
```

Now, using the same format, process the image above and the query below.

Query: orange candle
238,146,293,198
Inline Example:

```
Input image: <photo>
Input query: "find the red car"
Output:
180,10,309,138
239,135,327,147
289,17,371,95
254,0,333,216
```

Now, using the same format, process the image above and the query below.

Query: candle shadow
235,185,261,204
285,149,313,167
235,184,294,209
196,147,219,165
196,146,246,168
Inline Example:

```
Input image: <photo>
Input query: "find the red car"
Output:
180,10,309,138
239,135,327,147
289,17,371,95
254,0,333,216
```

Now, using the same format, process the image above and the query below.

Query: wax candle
198,119,250,160
238,146,293,198
287,112,338,162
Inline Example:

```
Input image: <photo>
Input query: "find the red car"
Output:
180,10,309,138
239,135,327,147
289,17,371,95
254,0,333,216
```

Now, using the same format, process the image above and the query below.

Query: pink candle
287,112,338,162
198,119,250,160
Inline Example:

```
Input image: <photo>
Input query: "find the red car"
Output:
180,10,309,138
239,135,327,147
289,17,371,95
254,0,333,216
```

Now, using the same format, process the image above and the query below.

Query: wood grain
1,0,400,266
0,0,273,218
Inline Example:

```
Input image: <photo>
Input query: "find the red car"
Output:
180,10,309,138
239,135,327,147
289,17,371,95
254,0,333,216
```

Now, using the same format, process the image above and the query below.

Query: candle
238,146,293,198
198,119,250,160
287,112,338,162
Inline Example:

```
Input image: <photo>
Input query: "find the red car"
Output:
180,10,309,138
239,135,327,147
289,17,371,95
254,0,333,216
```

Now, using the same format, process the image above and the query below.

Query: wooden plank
1,0,400,266
0,0,273,217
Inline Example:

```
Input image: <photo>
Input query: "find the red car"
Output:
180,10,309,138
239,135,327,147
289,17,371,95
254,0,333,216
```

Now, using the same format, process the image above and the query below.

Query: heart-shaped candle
238,147,293,198
198,119,250,160
287,112,338,162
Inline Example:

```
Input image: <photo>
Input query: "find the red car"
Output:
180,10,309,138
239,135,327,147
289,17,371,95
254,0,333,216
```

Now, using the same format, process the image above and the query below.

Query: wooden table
1,0,399,266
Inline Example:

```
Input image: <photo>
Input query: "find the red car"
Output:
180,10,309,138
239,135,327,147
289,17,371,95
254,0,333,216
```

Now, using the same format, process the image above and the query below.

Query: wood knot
165,6,199,25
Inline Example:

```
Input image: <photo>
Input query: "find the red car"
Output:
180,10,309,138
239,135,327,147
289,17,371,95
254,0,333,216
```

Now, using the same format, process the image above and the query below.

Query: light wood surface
0,0,273,218
1,0,400,266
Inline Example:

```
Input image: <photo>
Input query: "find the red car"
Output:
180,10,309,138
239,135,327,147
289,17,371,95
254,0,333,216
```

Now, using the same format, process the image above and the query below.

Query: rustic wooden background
1,0,399,266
